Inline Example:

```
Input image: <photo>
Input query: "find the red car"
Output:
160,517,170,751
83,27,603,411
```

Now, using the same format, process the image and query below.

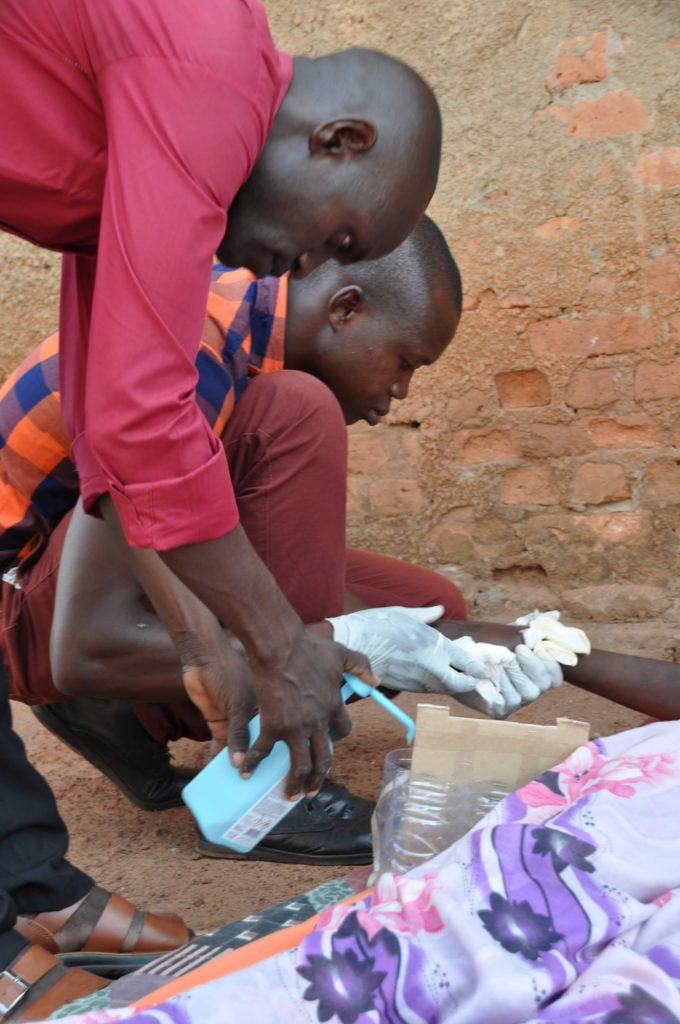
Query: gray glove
328,605,490,695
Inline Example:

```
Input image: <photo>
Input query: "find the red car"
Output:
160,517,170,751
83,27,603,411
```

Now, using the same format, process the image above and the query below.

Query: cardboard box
411,703,590,790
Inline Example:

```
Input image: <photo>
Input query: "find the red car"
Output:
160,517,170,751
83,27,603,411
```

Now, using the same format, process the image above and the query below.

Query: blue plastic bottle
182,674,415,853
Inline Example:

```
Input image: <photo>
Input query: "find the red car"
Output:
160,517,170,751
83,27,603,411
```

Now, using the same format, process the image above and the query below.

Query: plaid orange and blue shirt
0,267,287,569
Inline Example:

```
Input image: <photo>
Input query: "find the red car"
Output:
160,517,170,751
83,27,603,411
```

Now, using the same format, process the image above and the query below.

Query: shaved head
219,48,442,281
285,215,462,426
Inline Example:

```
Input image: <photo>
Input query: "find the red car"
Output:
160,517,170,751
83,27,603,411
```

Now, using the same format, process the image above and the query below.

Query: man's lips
365,406,390,426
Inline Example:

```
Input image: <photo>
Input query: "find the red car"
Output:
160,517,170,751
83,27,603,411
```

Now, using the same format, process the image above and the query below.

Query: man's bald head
219,48,442,280
284,215,462,427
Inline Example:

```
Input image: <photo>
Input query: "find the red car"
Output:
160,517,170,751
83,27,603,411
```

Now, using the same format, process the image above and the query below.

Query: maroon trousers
2,371,465,743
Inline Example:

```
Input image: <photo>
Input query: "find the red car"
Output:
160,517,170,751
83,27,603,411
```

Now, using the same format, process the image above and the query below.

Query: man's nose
389,378,411,401
291,250,329,279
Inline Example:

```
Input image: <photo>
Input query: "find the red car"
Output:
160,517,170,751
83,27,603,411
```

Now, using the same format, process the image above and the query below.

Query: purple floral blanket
47,721,680,1023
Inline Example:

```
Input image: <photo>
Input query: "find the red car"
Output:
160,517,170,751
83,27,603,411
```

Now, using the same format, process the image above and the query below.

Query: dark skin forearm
111,508,376,798
65,603,680,721
438,621,680,721
158,525,300,666
54,505,676,730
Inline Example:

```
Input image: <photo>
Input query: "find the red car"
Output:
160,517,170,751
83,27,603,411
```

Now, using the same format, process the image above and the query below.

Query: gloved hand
327,605,490,695
451,637,564,719
513,609,591,666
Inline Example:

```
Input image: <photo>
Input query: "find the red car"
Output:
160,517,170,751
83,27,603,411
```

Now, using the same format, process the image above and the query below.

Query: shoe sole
32,706,185,812
196,834,373,866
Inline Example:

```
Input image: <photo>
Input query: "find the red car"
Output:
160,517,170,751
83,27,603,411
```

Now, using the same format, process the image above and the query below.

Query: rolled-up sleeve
71,56,262,549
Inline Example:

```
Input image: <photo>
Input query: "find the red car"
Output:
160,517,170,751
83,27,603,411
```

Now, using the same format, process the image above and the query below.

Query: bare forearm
439,620,680,720
158,524,301,665
100,496,241,663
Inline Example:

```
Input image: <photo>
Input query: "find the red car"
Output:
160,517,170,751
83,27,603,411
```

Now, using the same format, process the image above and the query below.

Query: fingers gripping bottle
182,675,415,853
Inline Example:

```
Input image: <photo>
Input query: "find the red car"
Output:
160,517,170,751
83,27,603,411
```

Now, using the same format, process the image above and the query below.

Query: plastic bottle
182,674,415,854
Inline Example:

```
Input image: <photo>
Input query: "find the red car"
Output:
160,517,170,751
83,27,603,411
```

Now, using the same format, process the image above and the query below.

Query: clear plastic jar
372,748,510,875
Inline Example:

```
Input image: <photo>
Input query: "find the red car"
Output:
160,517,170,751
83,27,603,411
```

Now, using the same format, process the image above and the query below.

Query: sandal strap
83,891,191,954
13,967,106,1023
82,892,136,953
0,946,54,1019
16,886,191,957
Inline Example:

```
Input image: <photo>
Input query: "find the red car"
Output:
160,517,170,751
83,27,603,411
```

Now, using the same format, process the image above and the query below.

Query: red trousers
2,371,465,743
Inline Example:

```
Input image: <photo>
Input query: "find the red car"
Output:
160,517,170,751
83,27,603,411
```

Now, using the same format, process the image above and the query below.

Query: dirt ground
12,685,645,936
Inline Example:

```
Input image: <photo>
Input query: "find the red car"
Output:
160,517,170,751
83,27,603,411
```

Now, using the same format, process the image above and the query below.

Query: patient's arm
438,620,680,721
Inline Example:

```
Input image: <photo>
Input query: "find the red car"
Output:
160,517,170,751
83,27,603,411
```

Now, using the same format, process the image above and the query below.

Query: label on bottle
220,776,297,850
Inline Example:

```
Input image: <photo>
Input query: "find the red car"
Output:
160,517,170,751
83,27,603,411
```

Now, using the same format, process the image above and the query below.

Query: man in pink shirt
0,1,441,789
0,2,442,1014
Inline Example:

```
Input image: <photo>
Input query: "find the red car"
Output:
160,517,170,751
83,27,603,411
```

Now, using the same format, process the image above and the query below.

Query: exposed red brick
635,359,680,402
587,415,661,448
529,311,653,358
461,429,518,463
583,511,643,542
636,148,680,189
430,523,476,565
495,369,551,408
643,461,680,501
550,91,649,139
571,461,630,504
535,216,580,239
669,37,678,52
546,33,608,91
645,254,680,296
367,479,423,516
446,389,487,423
565,366,621,409
502,466,560,505
520,422,590,459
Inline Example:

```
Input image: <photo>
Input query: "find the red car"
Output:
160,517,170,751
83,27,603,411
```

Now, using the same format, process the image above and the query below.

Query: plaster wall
1,1,678,655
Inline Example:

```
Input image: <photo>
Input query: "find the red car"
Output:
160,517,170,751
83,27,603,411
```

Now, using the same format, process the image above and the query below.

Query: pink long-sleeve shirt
0,0,291,549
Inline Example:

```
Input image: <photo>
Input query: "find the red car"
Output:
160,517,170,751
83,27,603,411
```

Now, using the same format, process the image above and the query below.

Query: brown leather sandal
15,886,192,975
0,944,107,1022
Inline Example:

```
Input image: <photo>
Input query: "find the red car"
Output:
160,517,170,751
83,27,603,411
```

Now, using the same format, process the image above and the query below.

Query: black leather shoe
197,779,375,865
32,698,195,811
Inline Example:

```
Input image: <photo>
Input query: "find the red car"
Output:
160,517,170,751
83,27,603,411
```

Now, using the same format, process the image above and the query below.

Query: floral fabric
47,721,680,1024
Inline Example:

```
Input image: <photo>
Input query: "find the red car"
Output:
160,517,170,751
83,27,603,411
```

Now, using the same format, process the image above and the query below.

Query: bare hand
238,627,376,799
182,633,256,758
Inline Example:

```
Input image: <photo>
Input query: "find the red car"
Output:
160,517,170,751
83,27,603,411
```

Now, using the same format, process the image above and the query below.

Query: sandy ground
13,686,644,935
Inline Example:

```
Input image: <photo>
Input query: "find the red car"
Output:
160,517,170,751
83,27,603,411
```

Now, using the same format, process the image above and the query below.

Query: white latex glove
513,610,590,666
514,644,563,690
327,605,490,695
452,638,563,719
450,637,522,717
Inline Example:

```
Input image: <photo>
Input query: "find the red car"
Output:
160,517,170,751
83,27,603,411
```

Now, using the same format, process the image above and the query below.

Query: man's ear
309,119,377,157
328,285,364,331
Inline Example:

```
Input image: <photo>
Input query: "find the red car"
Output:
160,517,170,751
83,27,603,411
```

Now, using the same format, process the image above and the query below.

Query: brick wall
1,2,678,656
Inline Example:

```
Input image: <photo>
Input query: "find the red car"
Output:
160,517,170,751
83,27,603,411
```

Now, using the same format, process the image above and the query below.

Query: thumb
227,703,253,770
399,604,445,625
340,644,379,687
